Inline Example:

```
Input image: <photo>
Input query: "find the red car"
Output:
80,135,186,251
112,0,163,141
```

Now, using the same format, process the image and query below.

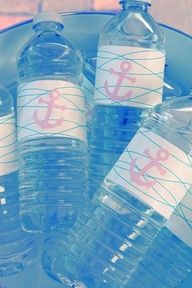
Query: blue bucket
0,12,192,288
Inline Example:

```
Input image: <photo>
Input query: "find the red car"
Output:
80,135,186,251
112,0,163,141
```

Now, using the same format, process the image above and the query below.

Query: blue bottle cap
33,12,64,27
120,0,152,4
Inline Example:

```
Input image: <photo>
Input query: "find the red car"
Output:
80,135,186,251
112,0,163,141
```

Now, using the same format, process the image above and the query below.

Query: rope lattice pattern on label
17,80,87,144
95,46,165,107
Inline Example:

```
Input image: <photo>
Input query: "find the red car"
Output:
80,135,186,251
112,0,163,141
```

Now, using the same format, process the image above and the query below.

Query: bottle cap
120,0,152,4
33,12,64,27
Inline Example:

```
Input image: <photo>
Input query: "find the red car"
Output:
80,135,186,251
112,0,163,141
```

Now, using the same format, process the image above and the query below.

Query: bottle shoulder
144,96,192,153
17,30,83,84
17,30,83,65
100,10,165,48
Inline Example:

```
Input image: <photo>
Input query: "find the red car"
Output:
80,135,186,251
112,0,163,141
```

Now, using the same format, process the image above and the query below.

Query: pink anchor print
33,89,66,130
104,61,136,101
130,148,170,189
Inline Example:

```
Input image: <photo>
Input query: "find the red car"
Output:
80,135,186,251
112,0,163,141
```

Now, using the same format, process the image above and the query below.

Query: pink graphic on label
104,61,136,101
33,89,66,130
130,148,170,188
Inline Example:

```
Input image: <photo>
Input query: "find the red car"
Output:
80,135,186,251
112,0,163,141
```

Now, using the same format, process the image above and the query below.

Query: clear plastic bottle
0,86,37,276
126,98,192,288
89,0,166,198
17,12,88,232
42,96,192,287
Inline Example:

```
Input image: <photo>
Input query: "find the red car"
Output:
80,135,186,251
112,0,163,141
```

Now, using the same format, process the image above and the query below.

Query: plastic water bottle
89,0,166,198
17,12,88,232
42,95,192,287
0,86,37,277
126,99,192,288
83,55,183,148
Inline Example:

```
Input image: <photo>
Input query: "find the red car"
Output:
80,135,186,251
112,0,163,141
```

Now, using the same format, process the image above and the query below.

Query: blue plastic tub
0,12,192,288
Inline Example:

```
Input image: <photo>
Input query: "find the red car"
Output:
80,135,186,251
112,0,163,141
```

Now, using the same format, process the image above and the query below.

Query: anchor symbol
33,89,66,130
104,61,136,101
130,148,170,189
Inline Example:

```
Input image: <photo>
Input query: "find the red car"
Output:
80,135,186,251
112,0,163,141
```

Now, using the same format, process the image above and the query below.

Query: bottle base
0,245,37,277
44,258,109,288
20,204,84,233
42,184,165,288
46,270,88,288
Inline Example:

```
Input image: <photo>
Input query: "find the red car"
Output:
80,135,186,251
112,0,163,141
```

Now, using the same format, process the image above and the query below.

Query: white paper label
106,128,192,219
17,80,87,143
0,113,18,176
95,45,165,108
166,190,192,248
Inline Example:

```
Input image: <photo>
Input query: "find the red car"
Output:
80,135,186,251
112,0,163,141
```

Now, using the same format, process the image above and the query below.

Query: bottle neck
120,0,150,11
33,21,64,32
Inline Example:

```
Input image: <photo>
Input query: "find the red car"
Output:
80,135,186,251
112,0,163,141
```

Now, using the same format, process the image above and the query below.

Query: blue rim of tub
0,11,192,41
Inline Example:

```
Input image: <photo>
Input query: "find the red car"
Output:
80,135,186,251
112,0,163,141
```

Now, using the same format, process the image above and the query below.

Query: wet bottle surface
0,87,37,277
89,0,166,198
42,96,192,287
17,12,88,232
